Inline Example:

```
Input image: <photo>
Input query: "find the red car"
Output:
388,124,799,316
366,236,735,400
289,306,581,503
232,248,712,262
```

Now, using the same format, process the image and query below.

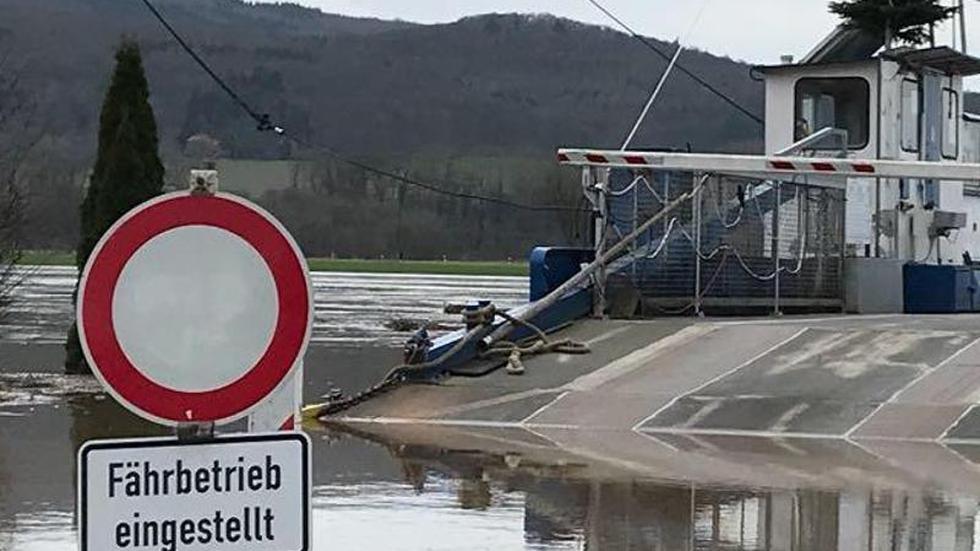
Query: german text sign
78,432,310,551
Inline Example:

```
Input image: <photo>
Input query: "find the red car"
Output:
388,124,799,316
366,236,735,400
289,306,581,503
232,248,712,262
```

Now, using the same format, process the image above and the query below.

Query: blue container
529,247,595,301
423,247,595,372
903,264,980,313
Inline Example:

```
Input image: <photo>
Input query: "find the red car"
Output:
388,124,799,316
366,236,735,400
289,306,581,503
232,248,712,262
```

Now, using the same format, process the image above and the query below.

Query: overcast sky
274,1,980,90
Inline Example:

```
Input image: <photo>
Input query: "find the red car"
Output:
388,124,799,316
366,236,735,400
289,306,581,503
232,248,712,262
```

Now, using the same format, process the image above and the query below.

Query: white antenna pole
621,41,683,150
959,0,967,54
619,0,712,150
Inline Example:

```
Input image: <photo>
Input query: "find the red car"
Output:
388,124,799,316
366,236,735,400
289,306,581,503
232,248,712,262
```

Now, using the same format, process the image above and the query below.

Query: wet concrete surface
336,314,980,445
342,319,693,422
645,327,976,435
527,323,802,430
945,406,980,440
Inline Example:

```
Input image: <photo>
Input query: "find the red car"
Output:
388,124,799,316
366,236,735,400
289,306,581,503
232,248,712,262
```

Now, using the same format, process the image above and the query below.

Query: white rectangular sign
78,432,310,551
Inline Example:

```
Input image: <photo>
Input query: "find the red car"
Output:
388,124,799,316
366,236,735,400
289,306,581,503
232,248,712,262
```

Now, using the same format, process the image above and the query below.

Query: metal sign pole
248,363,303,432
773,181,782,316
693,173,703,317
631,175,638,287
594,168,609,318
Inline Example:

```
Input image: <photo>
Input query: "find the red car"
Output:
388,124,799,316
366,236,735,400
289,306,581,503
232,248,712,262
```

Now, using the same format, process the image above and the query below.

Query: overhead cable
620,0,711,149
585,0,764,126
139,0,586,213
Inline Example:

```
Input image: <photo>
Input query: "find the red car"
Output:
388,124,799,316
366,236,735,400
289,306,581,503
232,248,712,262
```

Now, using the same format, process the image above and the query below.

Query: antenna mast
958,0,967,54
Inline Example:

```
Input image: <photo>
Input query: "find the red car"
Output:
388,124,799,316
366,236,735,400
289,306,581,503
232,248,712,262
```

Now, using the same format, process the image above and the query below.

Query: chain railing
602,169,846,315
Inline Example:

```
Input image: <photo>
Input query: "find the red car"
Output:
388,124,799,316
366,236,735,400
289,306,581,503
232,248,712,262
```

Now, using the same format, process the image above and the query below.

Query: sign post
248,365,304,432
75,180,314,550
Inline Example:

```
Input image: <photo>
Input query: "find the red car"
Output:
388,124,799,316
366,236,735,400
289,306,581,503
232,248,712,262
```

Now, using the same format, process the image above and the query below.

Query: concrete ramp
330,314,980,444
642,327,976,437
523,323,804,430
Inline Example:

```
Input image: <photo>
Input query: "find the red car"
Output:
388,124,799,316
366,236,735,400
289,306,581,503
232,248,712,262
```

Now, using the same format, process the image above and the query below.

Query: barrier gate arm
557,149,980,181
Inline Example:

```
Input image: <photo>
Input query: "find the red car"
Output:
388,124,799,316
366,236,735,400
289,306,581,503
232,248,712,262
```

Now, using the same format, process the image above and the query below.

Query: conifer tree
829,0,957,46
66,40,164,374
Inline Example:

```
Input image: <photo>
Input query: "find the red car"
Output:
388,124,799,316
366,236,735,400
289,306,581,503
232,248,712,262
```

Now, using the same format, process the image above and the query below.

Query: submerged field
306,258,527,276
17,251,529,277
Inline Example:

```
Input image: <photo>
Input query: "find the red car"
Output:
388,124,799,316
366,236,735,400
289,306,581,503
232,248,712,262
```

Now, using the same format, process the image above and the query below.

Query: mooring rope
482,309,590,375
303,302,590,419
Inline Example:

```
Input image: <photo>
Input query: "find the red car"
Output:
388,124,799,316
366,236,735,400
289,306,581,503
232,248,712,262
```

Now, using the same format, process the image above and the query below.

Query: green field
306,258,527,276
18,251,528,277
18,251,76,266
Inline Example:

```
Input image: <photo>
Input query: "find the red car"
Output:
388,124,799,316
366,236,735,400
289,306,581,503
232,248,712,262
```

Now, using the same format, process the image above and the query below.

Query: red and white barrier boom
557,149,980,181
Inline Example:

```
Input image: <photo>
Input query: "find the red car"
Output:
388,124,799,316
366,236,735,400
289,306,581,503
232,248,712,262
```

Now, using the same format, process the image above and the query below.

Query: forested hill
0,0,765,161
4,0,976,260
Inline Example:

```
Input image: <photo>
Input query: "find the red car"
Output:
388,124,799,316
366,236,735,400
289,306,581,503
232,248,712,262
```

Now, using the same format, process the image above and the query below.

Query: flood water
3,267,980,550
0,266,529,347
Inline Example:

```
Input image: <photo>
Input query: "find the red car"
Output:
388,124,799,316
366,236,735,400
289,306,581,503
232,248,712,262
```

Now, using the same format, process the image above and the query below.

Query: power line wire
138,0,586,213
139,0,275,132
585,0,764,126
305,145,584,212
621,0,711,149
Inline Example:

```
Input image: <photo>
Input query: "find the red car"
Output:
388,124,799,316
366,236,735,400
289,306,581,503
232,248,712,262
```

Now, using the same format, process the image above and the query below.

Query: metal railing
599,169,846,316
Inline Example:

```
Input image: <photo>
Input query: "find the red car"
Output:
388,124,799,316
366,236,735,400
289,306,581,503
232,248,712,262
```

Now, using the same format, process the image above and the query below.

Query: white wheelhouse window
942,88,959,159
794,77,870,150
901,79,919,153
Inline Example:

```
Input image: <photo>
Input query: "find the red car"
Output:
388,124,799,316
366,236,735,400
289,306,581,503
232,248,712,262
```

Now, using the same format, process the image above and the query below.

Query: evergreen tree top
68,39,165,374
94,41,160,170
79,39,164,272
829,0,957,46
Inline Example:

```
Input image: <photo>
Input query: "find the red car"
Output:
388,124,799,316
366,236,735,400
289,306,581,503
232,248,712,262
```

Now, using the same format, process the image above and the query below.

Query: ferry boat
314,21,980,485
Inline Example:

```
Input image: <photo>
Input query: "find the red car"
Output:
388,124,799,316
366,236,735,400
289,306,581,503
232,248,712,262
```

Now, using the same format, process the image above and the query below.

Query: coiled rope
303,301,589,419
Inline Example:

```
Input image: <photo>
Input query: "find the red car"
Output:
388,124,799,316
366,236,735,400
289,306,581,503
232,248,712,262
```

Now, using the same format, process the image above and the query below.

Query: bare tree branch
0,47,35,316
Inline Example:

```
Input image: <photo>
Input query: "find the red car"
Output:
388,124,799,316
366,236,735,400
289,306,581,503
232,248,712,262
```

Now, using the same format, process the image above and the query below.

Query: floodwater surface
2,267,980,550
0,266,529,347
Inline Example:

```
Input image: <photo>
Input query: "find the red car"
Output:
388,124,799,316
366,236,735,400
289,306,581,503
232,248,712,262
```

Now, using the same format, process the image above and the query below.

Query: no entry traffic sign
78,432,310,551
77,192,312,426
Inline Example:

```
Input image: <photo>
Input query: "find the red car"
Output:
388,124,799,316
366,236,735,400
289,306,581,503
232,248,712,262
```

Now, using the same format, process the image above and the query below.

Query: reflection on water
336,432,980,551
2,394,980,549
312,478,583,551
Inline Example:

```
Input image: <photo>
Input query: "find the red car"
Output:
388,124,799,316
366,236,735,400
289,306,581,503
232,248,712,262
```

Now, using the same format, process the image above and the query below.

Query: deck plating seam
845,336,980,439
629,327,810,432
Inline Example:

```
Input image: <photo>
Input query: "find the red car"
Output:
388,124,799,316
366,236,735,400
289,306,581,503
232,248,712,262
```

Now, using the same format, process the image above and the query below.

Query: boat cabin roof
756,46,980,78
881,46,980,77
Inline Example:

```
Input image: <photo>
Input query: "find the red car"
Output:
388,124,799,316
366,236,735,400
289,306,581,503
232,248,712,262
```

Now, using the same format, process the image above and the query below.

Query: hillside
11,2,978,261
0,0,764,162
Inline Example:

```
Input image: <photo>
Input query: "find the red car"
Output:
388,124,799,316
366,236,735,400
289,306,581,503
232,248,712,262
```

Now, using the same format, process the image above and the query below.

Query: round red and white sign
77,192,312,426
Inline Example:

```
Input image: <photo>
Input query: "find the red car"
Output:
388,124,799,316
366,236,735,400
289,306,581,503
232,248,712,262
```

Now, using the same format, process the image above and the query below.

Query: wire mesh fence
602,169,845,315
